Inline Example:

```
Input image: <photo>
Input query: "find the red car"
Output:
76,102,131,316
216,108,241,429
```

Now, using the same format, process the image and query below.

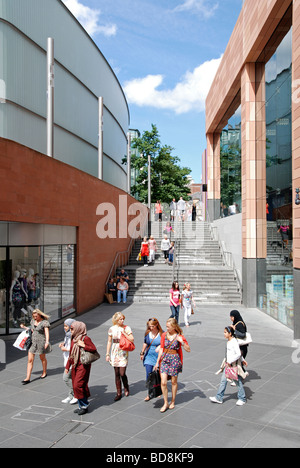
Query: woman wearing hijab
65,321,97,415
59,318,77,405
230,310,249,363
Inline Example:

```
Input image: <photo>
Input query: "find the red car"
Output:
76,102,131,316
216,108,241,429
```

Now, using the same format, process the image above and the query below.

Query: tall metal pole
98,97,103,180
46,38,54,158
127,131,131,195
148,154,151,212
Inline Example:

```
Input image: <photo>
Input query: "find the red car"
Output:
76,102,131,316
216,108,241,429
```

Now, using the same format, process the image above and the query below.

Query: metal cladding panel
103,155,127,192
0,0,128,189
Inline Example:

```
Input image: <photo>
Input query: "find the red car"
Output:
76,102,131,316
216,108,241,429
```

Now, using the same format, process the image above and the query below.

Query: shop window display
0,248,7,335
0,244,75,335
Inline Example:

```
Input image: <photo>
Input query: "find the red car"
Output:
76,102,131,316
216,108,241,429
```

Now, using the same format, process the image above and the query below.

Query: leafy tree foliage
123,124,192,204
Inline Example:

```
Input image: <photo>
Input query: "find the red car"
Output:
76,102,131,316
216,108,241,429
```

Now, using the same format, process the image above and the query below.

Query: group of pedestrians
140,234,175,266
169,281,196,327
19,305,251,416
156,198,199,223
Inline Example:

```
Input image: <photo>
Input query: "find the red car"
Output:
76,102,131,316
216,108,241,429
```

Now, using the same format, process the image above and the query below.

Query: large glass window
0,248,7,335
62,245,75,317
9,247,42,333
43,245,62,323
220,105,242,217
0,244,76,335
258,26,293,328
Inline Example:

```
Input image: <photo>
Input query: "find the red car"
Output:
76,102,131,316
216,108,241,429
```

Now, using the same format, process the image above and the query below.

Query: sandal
160,405,169,413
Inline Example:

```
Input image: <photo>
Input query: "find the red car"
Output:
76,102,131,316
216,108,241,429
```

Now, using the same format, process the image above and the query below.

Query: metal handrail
105,210,149,288
208,217,243,294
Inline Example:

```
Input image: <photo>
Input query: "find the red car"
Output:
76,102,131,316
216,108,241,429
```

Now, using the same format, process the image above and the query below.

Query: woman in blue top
140,318,164,401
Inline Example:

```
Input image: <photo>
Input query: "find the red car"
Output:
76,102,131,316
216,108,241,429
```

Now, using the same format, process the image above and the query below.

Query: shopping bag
147,370,162,399
13,330,30,351
104,293,114,304
225,365,238,381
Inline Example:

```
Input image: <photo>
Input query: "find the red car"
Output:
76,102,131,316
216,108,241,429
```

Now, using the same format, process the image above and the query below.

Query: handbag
80,337,101,365
24,329,32,351
225,364,238,381
236,332,252,346
147,370,162,399
119,330,135,352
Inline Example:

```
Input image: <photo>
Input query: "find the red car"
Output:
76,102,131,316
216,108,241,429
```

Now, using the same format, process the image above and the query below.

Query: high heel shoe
40,374,47,379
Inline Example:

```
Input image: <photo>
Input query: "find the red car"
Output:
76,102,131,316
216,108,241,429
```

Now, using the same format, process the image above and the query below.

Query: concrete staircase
119,221,242,305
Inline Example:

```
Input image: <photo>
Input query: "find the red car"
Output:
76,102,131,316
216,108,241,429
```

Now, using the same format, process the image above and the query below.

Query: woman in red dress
140,237,150,266
65,321,97,415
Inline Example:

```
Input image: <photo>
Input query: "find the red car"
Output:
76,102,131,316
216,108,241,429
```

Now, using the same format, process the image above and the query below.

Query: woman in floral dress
106,312,134,401
20,309,51,384
154,318,190,413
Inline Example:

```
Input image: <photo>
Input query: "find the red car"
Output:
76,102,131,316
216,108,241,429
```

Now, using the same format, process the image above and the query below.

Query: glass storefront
0,223,76,335
258,24,293,328
220,105,242,217
0,248,7,335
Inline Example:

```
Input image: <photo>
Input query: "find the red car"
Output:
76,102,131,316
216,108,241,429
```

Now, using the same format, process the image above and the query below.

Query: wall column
292,0,300,339
206,132,221,221
241,62,267,307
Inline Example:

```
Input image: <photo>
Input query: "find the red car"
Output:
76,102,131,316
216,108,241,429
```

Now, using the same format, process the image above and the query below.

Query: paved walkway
0,302,299,449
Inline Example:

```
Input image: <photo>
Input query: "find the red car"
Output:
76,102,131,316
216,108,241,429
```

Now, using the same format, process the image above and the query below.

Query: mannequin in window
10,271,25,327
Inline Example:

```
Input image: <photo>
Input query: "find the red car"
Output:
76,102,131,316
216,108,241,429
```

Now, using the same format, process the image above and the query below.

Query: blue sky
62,0,243,182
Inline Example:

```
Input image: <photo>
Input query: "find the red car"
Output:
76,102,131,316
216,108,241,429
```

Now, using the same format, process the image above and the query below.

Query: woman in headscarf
230,310,249,363
59,318,77,405
65,321,97,415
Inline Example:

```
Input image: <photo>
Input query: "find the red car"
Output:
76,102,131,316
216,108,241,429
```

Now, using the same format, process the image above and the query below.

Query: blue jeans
216,369,246,403
170,305,180,323
145,364,154,381
117,289,127,303
78,397,89,409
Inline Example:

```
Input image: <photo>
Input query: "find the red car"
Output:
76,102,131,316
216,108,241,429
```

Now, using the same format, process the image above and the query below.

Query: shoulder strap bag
80,337,101,365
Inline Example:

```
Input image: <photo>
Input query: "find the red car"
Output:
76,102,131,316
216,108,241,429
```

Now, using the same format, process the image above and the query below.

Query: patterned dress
108,325,132,367
160,337,182,377
28,319,51,355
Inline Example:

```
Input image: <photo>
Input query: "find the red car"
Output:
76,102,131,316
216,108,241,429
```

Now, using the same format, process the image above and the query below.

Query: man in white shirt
177,197,186,221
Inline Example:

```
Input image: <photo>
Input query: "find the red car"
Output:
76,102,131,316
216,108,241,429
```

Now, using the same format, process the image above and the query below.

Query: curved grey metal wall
0,0,129,191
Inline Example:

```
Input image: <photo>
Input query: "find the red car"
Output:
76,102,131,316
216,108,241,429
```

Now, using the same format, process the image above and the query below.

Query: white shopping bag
13,330,29,351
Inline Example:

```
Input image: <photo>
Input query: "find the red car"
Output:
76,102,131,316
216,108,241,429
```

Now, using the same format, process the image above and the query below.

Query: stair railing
105,209,149,289
207,214,243,294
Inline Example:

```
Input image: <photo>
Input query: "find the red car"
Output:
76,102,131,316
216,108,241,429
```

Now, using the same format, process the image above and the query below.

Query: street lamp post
148,154,151,214
127,132,131,195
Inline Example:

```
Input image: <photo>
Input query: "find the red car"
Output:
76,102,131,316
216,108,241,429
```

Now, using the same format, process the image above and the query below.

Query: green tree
123,124,192,203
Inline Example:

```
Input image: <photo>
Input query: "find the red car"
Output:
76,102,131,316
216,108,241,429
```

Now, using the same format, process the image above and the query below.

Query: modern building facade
0,0,147,336
204,0,300,337
0,0,129,191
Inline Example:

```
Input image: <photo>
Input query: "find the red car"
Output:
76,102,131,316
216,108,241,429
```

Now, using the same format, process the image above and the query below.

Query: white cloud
62,0,117,37
173,0,219,19
123,56,222,115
